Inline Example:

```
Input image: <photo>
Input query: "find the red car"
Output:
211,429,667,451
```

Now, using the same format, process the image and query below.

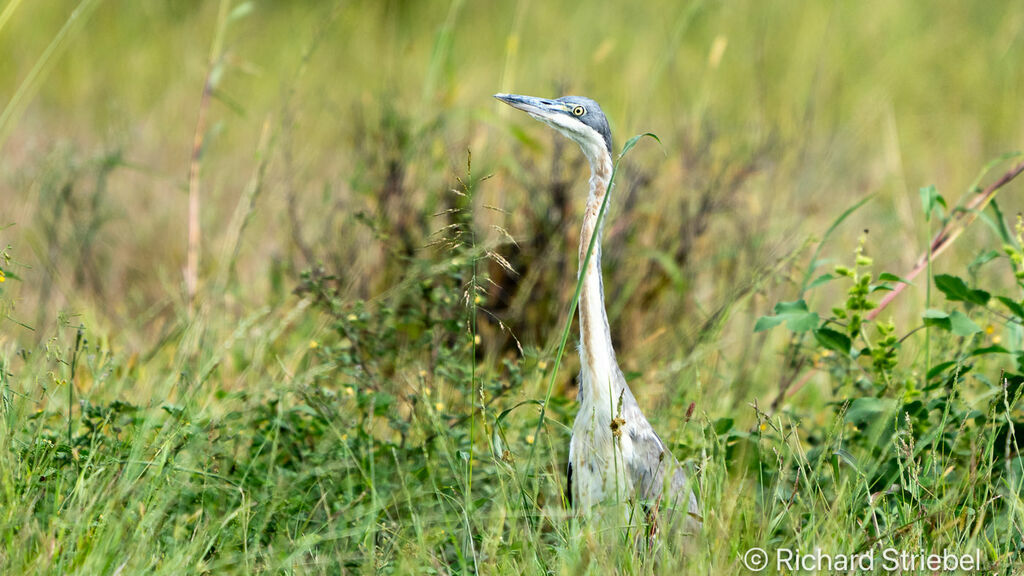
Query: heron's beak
494,93,568,121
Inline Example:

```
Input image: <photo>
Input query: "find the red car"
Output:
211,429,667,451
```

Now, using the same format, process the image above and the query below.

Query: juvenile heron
495,93,701,534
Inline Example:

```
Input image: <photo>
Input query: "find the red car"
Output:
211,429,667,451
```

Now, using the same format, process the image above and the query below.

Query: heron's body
495,93,700,533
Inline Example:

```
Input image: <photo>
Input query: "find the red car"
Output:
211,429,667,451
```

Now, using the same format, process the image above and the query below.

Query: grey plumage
553,96,613,154
495,92,701,535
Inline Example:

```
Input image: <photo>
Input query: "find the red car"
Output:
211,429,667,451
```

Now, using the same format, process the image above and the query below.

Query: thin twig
186,74,213,316
775,159,1024,409
867,159,1024,321
185,0,231,316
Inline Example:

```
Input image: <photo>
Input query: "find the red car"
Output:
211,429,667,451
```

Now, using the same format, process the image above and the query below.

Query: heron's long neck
578,149,618,400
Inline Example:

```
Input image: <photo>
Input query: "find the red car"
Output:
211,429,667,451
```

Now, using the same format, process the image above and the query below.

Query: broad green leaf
754,299,819,333
713,418,734,435
923,309,951,331
934,274,990,306
753,315,785,332
814,327,852,355
925,309,982,337
949,310,982,336
775,300,809,314
787,310,821,332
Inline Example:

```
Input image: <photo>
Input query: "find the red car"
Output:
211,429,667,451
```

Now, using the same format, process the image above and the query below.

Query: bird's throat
577,151,617,403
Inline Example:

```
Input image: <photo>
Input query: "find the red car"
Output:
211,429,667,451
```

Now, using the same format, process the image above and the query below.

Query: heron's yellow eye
572,106,586,116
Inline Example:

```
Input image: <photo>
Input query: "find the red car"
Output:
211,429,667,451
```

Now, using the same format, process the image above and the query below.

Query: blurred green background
2,0,1023,432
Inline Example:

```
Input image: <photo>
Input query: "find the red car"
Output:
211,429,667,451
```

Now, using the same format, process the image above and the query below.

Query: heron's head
494,93,612,161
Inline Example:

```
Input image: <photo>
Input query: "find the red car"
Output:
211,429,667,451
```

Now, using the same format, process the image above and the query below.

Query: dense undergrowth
5,154,1024,573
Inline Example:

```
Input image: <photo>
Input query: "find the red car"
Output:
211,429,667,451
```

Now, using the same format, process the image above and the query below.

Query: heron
495,93,701,535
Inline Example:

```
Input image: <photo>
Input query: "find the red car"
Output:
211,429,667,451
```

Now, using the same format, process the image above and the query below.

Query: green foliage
753,299,819,333
752,178,1024,571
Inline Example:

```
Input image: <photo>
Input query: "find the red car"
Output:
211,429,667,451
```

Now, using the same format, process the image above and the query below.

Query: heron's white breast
570,366,635,509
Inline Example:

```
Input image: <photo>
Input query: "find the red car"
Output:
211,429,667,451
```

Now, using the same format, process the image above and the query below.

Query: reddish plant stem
867,159,1024,322
186,74,214,316
774,159,1024,410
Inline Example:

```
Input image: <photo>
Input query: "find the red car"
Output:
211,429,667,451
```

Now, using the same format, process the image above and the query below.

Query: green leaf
619,132,661,158
949,310,982,336
806,272,837,290
753,315,785,332
970,345,1009,356
775,300,809,314
926,360,958,380
787,311,821,332
934,274,990,306
997,296,1024,319
989,199,1018,250
878,272,913,285
925,309,983,337
754,299,819,333
968,250,1000,275
923,309,951,331
919,185,946,222
495,399,544,427
814,327,852,355
833,448,861,474
713,418,734,435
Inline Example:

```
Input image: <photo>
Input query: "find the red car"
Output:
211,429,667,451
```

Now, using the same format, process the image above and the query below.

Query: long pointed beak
494,93,567,120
